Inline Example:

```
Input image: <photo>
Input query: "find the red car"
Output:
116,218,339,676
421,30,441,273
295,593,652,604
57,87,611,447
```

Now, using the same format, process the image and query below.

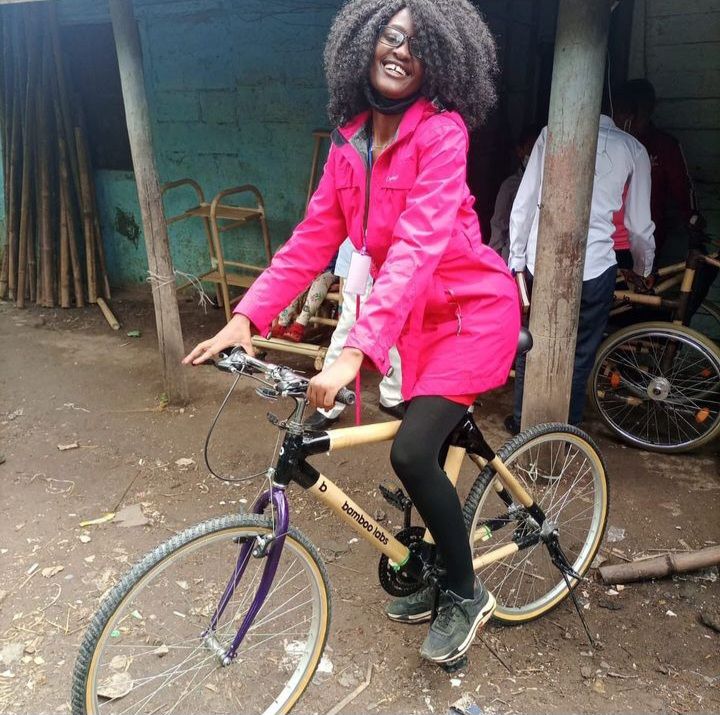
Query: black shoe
304,411,339,431
503,415,521,436
379,402,405,420
420,588,496,663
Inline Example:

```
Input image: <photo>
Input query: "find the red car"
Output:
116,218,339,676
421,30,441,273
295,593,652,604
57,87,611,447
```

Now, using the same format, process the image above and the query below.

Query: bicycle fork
203,486,289,666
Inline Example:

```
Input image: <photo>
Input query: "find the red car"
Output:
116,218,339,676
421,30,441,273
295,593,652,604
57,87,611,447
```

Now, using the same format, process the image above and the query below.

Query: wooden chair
162,179,272,322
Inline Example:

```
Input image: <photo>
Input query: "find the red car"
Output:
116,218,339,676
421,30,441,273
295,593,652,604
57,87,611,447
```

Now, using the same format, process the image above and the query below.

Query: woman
185,0,520,664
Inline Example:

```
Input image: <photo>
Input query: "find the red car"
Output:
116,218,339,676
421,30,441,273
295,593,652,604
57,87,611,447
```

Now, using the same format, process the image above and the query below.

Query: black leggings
390,396,475,599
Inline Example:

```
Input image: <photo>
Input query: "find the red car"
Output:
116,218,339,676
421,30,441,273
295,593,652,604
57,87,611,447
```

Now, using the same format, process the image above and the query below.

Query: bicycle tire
591,322,720,452
689,299,720,345
463,423,609,624
72,513,331,715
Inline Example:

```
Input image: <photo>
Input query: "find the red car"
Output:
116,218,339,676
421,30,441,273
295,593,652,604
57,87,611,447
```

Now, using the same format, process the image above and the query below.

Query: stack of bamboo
0,3,110,309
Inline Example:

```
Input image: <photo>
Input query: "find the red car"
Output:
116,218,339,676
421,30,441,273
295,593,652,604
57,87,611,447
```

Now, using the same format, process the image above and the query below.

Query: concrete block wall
629,0,720,266
57,0,337,288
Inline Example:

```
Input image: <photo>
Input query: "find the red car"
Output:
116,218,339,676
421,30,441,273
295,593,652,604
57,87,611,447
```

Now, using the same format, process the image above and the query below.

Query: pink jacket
236,98,519,400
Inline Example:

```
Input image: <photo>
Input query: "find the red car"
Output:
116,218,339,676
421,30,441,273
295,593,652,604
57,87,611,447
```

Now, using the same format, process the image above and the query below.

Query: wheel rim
84,525,327,715
689,301,720,345
469,433,607,620
594,328,720,450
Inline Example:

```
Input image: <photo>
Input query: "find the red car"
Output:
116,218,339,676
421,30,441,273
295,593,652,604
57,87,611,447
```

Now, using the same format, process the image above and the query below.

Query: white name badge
344,251,371,295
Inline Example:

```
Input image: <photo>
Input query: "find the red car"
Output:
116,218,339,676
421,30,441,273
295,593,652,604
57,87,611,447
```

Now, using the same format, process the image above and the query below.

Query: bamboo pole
49,2,81,207
27,188,36,303
74,119,110,299
50,65,84,308
5,13,23,300
110,0,188,404
58,181,70,307
16,10,39,309
97,297,120,330
599,546,720,585
60,136,83,306
75,125,97,303
37,30,54,307
0,13,11,298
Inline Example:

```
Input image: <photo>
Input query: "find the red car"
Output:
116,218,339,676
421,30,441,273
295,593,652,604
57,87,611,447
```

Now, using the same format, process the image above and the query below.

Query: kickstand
549,540,597,648
560,569,597,648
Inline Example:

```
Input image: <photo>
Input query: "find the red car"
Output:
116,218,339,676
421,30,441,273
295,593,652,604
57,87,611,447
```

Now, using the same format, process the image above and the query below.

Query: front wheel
463,423,609,624
72,513,331,715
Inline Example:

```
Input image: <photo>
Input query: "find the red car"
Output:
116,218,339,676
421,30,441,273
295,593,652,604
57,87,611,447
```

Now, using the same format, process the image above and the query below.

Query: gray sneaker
385,587,437,623
420,588,496,663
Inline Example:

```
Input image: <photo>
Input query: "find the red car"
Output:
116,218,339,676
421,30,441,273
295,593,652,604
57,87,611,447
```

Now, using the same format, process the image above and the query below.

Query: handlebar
212,348,356,406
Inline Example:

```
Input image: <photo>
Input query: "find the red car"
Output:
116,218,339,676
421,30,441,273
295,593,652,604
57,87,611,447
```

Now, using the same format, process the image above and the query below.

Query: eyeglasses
378,25,424,61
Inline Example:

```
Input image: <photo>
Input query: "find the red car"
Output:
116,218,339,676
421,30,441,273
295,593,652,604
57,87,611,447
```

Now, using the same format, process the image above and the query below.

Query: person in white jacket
304,238,404,430
506,112,655,433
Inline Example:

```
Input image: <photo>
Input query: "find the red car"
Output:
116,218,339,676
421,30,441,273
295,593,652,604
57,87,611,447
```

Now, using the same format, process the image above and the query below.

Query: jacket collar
333,96,439,147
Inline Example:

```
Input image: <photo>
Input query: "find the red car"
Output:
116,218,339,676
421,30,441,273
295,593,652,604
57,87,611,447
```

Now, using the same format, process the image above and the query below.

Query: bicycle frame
208,407,549,663
611,248,720,325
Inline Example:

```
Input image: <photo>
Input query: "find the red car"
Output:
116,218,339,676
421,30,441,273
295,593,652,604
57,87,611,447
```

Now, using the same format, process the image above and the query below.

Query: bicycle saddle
517,327,533,357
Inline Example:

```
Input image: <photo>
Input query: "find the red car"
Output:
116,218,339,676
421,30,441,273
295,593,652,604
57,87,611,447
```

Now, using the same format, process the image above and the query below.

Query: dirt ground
1,290,719,715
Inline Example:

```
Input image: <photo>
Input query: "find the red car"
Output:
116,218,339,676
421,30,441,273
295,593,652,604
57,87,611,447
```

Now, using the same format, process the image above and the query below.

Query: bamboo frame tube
328,421,401,451
473,542,520,571
308,474,409,564
489,456,534,508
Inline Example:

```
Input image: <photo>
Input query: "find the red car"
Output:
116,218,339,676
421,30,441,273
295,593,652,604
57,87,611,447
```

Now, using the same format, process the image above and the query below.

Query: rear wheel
72,514,331,715
463,423,609,624
689,299,720,345
591,322,720,452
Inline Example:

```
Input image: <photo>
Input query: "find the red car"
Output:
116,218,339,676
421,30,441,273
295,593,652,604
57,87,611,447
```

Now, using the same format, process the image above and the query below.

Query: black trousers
513,264,617,425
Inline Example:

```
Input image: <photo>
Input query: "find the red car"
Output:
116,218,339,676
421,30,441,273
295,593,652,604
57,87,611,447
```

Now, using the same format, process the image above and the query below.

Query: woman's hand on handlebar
183,314,255,366
307,348,363,410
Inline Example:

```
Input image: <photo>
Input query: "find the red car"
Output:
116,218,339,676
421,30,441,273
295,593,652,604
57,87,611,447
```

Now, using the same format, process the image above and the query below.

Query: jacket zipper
362,136,373,253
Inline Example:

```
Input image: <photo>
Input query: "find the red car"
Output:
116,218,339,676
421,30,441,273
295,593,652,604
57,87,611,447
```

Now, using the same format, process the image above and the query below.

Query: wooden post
109,0,188,404
521,0,611,428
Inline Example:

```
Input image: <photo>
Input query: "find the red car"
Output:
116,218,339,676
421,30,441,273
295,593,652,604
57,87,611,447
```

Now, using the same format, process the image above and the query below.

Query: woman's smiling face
369,8,424,99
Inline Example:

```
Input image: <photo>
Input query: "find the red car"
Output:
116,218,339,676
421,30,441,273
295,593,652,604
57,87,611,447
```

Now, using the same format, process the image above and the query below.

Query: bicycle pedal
439,654,468,673
378,483,412,513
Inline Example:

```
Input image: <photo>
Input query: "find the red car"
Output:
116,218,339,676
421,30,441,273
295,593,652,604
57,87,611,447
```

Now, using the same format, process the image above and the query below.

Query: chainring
378,526,428,597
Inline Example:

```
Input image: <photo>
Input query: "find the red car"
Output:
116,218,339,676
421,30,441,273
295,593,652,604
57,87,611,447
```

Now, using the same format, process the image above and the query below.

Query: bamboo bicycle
72,339,609,715
592,246,720,452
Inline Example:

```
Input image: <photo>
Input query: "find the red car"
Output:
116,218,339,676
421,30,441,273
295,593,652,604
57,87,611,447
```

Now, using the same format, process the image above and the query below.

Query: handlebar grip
336,387,356,406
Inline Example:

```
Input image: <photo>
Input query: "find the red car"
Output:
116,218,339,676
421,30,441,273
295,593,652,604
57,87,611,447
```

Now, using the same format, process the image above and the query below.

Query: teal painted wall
59,0,337,286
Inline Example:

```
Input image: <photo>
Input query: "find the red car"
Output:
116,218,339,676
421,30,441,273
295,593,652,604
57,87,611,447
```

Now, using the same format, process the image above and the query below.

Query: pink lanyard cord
354,294,362,425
